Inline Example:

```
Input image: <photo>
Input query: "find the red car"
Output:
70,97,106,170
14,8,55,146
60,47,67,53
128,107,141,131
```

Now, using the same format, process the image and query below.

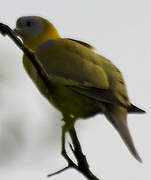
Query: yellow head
14,16,60,50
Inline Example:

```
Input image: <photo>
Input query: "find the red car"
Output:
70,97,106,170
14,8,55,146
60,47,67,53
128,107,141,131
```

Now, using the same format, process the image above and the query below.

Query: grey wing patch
36,40,55,52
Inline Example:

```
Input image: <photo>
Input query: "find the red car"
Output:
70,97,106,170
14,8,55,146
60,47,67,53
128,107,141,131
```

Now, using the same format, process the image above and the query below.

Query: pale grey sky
0,0,150,180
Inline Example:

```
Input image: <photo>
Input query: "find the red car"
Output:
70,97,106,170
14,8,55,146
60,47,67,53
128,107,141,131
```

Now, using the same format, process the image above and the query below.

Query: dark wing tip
128,104,146,114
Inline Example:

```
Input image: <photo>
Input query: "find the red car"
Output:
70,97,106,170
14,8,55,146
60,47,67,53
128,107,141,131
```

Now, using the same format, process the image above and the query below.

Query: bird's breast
23,55,100,119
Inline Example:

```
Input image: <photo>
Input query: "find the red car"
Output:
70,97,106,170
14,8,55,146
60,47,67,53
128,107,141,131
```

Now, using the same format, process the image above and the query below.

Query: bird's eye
26,21,32,27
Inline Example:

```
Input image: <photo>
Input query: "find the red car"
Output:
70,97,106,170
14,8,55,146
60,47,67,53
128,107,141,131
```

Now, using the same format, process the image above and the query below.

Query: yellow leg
61,115,76,156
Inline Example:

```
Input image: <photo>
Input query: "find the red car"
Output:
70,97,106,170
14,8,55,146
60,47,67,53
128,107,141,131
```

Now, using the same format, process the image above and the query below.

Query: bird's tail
105,105,142,163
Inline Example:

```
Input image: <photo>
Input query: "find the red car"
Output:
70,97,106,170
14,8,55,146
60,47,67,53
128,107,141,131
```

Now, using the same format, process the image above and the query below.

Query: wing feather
36,38,129,107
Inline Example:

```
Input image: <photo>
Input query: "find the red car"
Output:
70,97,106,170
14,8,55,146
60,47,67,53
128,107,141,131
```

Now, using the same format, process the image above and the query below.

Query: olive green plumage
15,16,145,163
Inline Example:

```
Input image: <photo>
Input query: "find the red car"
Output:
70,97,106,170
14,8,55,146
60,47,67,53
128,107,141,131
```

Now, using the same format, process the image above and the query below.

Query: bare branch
69,128,100,180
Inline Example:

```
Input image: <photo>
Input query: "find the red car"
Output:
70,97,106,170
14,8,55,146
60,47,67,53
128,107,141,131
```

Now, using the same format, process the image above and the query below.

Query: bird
14,16,145,163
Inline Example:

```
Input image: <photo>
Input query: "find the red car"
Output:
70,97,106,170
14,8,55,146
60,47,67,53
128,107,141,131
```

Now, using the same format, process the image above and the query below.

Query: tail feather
105,105,142,163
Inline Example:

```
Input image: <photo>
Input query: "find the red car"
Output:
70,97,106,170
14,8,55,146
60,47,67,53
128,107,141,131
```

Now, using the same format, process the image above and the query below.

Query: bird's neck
23,23,60,51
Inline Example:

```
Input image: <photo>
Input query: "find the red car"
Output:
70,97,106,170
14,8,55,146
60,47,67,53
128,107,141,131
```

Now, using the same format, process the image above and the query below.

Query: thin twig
47,166,71,177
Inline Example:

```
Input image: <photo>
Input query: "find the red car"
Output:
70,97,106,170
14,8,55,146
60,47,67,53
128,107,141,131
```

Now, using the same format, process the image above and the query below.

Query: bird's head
14,16,60,50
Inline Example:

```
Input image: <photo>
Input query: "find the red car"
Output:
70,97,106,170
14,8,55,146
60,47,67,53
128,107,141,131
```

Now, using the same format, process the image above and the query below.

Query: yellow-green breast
23,55,100,119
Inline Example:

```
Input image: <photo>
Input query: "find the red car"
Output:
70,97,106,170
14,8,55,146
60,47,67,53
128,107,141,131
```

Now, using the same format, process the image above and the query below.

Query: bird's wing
66,38,94,50
128,104,145,113
35,38,128,107
36,39,109,89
